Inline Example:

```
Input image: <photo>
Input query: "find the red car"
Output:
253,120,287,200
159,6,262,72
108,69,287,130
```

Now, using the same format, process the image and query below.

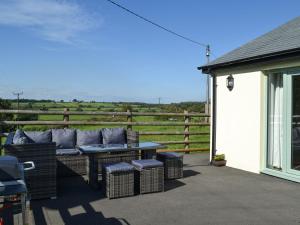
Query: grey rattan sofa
4,132,57,200
54,128,139,177
4,128,139,199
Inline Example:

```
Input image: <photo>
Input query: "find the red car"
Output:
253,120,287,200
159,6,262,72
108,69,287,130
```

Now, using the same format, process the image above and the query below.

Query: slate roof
200,16,300,70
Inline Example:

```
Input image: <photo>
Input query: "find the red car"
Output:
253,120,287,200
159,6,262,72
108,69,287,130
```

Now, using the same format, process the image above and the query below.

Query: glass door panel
291,75,300,171
267,73,284,170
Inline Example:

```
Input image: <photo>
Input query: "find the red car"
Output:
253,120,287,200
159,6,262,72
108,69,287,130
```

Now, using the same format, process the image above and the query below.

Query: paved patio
29,152,300,225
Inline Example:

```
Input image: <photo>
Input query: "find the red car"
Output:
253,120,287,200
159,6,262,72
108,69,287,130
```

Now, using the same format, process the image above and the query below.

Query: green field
7,101,210,151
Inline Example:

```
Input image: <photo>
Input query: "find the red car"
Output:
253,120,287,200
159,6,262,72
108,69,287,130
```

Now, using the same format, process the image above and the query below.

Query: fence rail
0,108,210,153
0,109,209,117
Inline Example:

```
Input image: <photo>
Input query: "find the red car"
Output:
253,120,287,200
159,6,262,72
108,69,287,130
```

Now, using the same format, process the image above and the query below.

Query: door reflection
292,76,300,170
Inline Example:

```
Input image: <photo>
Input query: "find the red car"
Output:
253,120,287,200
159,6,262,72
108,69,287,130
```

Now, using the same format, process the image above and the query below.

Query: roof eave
198,47,300,74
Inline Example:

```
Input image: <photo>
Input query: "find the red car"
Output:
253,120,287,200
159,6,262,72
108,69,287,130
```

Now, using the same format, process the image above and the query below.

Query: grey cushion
104,162,134,173
102,128,126,144
76,130,102,146
24,130,52,143
157,152,183,159
0,156,22,181
131,159,163,170
13,130,33,144
56,149,79,156
5,132,15,145
52,129,76,149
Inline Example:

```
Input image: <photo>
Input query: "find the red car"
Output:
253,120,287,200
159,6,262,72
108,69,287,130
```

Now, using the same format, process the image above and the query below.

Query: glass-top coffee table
78,142,166,189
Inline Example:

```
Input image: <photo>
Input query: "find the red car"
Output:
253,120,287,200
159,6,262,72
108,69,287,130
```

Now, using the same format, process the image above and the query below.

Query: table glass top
78,142,165,153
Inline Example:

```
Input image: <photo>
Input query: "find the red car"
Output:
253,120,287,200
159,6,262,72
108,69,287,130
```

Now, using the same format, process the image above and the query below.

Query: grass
11,101,210,151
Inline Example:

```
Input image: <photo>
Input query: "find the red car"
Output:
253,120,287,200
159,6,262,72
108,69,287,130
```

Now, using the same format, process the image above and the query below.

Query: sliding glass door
287,74,300,175
267,73,284,171
266,70,300,179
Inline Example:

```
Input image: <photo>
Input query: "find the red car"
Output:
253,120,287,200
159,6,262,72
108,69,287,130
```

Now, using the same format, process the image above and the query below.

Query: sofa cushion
131,159,163,170
13,130,33,144
5,132,15,145
24,130,52,143
104,162,135,173
52,129,76,149
157,152,183,159
102,128,126,144
56,149,80,156
76,130,102,146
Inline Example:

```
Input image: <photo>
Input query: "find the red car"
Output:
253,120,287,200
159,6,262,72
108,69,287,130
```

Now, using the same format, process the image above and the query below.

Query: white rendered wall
215,72,263,173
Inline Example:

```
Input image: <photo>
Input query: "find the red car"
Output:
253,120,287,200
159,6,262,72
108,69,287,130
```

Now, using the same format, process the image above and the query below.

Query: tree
40,105,48,111
0,98,14,132
16,114,38,122
27,102,33,109
76,106,83,111
121,104,133,112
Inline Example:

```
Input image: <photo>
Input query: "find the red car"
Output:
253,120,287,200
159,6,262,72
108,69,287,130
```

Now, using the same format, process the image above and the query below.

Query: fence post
63,108,69,128
205,103,210,123
184,110,190,154
127,109,132,130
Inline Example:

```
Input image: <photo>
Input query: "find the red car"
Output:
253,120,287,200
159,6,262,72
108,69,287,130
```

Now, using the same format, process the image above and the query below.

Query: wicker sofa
4,128,139,199
4,132,57,200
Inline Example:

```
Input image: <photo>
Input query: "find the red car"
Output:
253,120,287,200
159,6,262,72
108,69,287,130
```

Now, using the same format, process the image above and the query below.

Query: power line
104,0,207,47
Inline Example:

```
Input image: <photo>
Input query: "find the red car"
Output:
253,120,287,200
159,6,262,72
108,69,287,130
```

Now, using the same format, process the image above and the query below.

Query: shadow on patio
29,166,202,225
30,176,130,225
29,152,300,225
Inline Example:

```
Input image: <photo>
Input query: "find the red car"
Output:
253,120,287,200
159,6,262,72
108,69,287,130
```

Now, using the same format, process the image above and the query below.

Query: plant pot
212,160,227,167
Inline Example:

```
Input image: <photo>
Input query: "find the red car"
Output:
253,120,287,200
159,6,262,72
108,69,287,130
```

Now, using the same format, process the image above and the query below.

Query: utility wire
104,0,208,47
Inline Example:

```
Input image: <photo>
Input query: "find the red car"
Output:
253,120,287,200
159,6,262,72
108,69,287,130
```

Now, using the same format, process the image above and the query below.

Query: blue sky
0,0,300,103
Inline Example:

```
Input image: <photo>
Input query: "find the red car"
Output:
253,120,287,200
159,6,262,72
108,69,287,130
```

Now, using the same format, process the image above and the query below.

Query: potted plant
212,154,226,167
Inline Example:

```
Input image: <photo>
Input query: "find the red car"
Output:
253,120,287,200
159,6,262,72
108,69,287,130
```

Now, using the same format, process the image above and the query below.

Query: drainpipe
198,66,216,164
211,72,217,163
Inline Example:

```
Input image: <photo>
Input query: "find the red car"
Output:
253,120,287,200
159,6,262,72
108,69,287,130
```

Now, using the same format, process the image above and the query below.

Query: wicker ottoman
132,159,164,194
157,152,183,180
103,162,135,199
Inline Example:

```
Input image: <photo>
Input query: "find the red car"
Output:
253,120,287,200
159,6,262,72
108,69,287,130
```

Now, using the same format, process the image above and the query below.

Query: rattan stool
131,159,164,194
103,162,135,199
157,152,183,179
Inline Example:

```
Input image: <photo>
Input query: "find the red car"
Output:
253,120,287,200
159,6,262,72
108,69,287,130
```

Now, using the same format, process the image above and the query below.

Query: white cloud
0,0,100,43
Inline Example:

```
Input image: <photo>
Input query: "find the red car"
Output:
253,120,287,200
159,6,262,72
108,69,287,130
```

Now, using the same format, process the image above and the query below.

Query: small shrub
0,98,14,132
40,105,48,111
213,154,225,161
26,102,33,109
154,115,169,121
23,125,64,131
16,114,38,121
121,104,132,112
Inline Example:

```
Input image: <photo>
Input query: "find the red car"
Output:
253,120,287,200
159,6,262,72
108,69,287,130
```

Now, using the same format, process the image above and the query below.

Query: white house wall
215,71,263,173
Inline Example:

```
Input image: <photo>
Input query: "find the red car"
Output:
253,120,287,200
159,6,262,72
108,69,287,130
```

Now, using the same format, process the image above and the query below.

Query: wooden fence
0,109,210,153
